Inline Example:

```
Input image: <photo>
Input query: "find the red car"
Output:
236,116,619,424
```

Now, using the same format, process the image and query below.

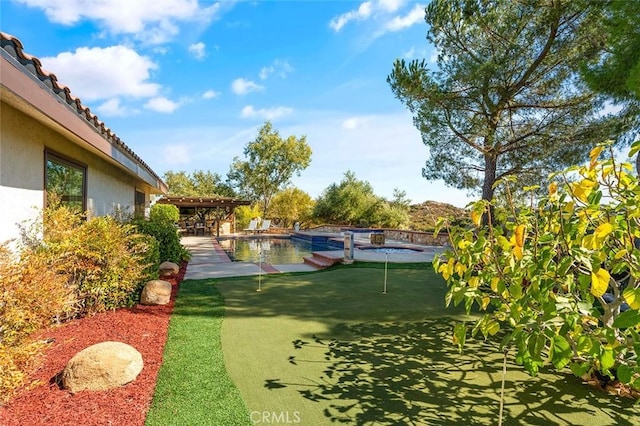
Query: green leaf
617,364,634,384
484,319,500,337
570,362,591,378
576,335,593,353
551,335,572,369
509,282,523,299
612,309,640,329
453,323,466,350
600,348,615,372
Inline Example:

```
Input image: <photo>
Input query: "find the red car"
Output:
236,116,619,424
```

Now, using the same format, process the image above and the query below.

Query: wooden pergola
156,196,251,236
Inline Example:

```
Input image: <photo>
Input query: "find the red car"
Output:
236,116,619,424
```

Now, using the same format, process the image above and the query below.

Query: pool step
303,252,342,269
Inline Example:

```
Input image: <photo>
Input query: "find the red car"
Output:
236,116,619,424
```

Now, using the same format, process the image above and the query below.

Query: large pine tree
388,0,632,201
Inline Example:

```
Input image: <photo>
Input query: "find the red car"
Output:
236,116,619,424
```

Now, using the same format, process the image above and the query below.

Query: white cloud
188,42,206,59
403,46,415,58
329,1,373,32
202,90,219,99
385,4,425,32
241,105,293,120
144,96,181,113
161,143,190,165
41,45,160,101
15,0,221,44
342,117,362,130
259,59,294,80
329,1,424,37
152,46,171,55
258,67,273,81
231,78,264,95
96,98,129,117
378,0,404,12
403,46,428,59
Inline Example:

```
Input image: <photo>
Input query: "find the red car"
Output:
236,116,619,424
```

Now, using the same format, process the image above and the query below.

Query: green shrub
150,203,180,224
45,215,154,315
435,143,640,390
131,217,186,264
2,205,159,402
0,245,73,403
130,232,160,282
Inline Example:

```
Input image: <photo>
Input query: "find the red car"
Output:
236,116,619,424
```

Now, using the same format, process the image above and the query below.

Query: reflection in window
45,151,86,212
135,189,146,217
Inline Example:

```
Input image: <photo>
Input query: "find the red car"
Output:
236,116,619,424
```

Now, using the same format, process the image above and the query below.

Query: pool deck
182,234,447,280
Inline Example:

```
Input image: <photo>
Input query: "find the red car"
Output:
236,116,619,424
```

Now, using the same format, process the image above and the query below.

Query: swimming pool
218,237,331,264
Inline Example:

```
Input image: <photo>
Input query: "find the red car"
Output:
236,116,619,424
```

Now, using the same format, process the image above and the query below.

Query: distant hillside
408,201,468,231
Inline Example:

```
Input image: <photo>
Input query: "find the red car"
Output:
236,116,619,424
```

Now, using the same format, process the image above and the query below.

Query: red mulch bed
0,263,187,426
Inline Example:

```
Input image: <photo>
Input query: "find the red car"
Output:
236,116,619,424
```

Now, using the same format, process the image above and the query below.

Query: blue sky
2,0,473,207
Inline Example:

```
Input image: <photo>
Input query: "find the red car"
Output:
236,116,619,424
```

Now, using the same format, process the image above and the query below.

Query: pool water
219,238,324,264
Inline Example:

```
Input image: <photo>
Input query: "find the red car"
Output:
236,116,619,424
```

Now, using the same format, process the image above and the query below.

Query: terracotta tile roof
0,31,165,189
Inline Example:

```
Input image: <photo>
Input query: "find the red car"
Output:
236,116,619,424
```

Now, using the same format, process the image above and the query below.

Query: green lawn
145,279,251,426
150,264,639,425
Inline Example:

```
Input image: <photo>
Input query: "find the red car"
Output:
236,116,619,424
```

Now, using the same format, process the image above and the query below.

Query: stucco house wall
0,32,165,246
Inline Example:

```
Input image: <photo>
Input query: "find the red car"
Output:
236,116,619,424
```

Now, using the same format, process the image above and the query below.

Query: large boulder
159,261,179,277
62,341,143,393
140,280,172,305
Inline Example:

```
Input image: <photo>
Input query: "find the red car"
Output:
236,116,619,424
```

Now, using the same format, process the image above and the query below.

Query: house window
134,189,146,217
45,150,86,212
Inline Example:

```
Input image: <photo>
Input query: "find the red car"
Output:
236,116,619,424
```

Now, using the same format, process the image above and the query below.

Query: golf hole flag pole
257,243,263,292
383,251,389,294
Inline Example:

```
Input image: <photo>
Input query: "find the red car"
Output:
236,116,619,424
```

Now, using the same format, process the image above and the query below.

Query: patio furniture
184,221,194,234
256,219,271,233
243,219,258,233
195,222,205,235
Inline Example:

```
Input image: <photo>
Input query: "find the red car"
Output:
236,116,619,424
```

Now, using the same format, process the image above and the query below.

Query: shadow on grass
265,320,636,425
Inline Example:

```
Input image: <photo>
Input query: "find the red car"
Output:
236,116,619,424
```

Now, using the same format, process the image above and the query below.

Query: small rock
159,261,179,277
62,341,143,393
140,280,172,305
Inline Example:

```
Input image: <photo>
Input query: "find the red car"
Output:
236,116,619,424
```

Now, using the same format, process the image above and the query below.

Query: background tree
313,171,378,226
388,0,630,202
381,188,411,229
228,121,312,218
580,0,640,102
234,205,262,230
313,171,409,228
579,0,640,173
163,170,234,197
268,187,315,228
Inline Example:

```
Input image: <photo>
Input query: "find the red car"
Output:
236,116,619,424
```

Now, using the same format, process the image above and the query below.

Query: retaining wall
309,225,450,246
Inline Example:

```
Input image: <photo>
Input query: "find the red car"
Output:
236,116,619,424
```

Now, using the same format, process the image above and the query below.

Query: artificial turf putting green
145,279,251,426
215,264,639,425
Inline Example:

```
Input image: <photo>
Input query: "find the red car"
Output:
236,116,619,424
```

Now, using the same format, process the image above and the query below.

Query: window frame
134,188,146,217
44,149,87,212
